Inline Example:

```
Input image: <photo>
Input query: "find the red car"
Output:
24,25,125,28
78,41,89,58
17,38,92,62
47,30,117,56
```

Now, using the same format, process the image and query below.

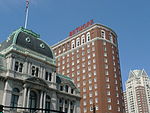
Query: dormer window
71,89,74,94
81,35,85,44
101,30,105,39
31,66,39,77
76,38,80,47
40,43,45,49
86,32,91,42
14,61,23,73
45,71,52,81
60,85,63,91
26,37,31,43
71,40,75,49
65,85,69,92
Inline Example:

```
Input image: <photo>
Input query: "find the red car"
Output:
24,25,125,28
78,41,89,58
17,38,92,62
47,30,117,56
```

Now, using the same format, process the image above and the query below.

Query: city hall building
0,27,80,113
52,20,125,113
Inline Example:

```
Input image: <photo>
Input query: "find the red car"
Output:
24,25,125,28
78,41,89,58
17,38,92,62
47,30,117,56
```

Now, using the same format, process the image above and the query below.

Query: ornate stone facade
0,27,80,113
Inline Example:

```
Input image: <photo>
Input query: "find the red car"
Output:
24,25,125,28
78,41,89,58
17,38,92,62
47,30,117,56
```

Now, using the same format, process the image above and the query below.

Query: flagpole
24,0,29,29
24,7,29,29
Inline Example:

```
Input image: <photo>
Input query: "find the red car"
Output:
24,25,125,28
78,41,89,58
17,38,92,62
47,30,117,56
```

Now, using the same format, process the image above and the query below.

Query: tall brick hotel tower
52,20,124,113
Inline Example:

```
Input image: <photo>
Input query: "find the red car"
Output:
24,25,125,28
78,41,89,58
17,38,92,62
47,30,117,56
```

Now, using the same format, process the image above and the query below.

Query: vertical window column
40,91,44,109
26,88,31,108
23,87,27,107
68,100,71,113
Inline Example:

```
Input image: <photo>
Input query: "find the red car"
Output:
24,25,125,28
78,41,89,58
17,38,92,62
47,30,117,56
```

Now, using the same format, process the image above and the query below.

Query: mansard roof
0,27,54,59
56,73,79,90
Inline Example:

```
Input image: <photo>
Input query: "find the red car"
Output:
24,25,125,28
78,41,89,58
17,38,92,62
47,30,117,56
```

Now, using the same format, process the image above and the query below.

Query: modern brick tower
52,21,124,113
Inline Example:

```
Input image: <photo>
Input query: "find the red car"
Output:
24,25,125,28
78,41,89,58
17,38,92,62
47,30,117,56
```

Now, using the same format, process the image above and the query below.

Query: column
26,88,30,108
73,102,76,113
43,92,46,113
23,87,27,107
23,62,28,74
40,91,44,109
43,68,46,80
40,67,43,78
68,100,71,113
9,56,14,70
27,62,31,74
63,99,65,112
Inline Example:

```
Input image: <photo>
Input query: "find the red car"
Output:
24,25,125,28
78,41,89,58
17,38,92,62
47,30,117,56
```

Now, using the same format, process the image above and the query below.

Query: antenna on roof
24,0,30,29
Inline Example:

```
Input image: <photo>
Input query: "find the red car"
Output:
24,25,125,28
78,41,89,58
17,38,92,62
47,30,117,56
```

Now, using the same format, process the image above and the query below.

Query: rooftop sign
69,20,94,36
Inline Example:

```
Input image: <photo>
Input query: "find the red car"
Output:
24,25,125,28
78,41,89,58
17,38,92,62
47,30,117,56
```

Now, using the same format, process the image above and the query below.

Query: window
106,84,110,89
108,105,112,110
105,70,109,75
94,78,97,82
94,84,97,89
83,81,86,86
89,85,92,90
63,44,66,51
82,57,85,62
45,95,51,113
101,30,105,39
83,87,86,92
83,101,87,106
71,89,74,94
65,85,69,92
82,51,85,56
14,61,23,73
45,71,52,81
89,79,92,84
95,91,98,96
104,47,107,51
104,53,107,57
67,42,70,50
76,38,80,47
31,66,39,77
90,99,93,104
81,35,85,44
88,55,91,59
86,32,91,41
106,77,109,82
107,91,111,95
83,75,86,79
71,40,75,49
107,98,111,103
104,58,108,63
11,88,20,108
105,64,108,69
84,107,87,112
95,98,98,103
89,92,93,97
83,94,86,99
60,86,63,91
109,34,113,42
103,41,106,45
29,91,37,113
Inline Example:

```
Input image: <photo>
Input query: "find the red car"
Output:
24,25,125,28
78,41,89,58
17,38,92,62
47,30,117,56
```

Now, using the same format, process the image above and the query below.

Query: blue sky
0,0,150,90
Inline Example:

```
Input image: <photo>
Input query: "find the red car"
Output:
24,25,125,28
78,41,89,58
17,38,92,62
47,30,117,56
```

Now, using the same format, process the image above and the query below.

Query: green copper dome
0,27,54,59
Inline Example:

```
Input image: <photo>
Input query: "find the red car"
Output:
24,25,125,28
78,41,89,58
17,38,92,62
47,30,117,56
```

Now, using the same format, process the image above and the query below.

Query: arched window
11,88,20,108
76,38,80,47
45,95,51,113
71,40,75,49
86,32,91,42
81,35,85,45
29,91,37,113
65,85,69,92
101,30,105,39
